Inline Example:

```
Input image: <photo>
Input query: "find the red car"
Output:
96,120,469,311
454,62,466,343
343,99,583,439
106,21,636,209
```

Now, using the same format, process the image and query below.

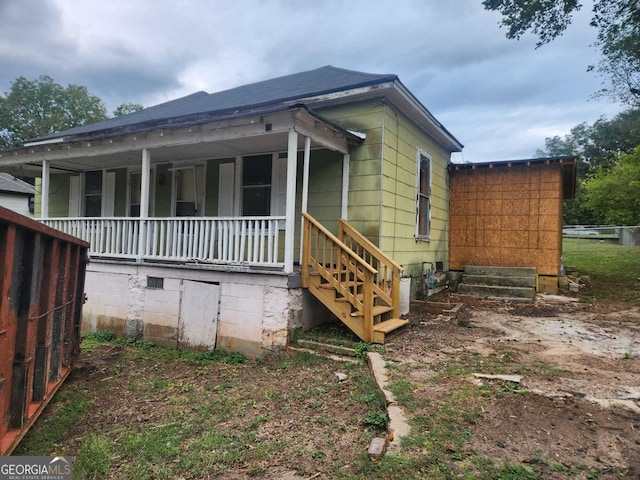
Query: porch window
69,170,115,217
242,154,272,216
175,168,197,216
416,149,431,240
129,172,141,217
84,170,102,217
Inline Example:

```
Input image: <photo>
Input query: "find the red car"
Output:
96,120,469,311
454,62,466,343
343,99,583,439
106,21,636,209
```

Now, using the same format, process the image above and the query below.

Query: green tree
536,108,640,224
113,102,144,117
0,75,108,148
483,0,640,106
584,147,640,225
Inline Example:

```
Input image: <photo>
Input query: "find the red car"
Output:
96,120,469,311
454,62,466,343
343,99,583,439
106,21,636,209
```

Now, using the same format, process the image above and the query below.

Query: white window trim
127,166,156,217
73,169,114,217
170,163,206,216
415,147,432,242
231,153,287,226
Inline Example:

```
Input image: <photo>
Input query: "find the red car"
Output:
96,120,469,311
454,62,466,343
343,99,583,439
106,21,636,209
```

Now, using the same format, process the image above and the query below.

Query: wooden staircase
301,214,408,343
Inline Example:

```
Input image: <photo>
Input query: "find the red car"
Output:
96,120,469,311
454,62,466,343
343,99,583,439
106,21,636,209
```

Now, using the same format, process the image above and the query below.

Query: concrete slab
367,352,411,453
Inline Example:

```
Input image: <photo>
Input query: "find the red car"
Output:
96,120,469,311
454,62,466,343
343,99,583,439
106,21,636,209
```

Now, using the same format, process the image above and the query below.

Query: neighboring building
0,173,35,218
0,66,463,355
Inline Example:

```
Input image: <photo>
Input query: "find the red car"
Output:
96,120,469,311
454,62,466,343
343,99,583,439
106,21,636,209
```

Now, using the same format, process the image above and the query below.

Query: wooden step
372,318,409,343
351,305,394,317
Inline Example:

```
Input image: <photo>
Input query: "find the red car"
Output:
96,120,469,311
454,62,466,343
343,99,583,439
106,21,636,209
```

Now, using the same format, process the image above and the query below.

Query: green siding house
0,66,463,356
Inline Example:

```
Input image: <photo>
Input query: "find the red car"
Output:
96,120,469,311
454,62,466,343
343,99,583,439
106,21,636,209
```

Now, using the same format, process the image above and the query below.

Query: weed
362,411,388,429
354,342,374,360
83,331,116,342
81,332,117,353
623,352,633,360
222,351,248,364
312,416,331,426
496,462,539,479
587,469,599,479
248,414,269,429
311,450,326,459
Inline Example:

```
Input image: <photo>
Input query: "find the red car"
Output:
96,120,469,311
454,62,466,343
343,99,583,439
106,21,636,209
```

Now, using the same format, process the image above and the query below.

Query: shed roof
448,156,578,200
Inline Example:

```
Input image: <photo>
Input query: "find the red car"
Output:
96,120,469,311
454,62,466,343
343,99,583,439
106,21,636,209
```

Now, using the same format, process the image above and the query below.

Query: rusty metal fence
0,206,88,455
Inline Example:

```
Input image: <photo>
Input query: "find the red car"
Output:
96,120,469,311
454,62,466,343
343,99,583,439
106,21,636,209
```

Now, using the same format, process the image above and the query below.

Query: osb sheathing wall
449,163,563,276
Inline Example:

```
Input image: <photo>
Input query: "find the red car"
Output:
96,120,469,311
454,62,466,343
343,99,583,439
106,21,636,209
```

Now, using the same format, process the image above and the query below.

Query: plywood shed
448,157,577,279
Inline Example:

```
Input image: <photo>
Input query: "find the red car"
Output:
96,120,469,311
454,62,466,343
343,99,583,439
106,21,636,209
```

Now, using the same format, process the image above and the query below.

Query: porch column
140,148,151,218
341,153,350,220
137,148,151,261
41,160,50,218
299,136,311,265
284,129,298,273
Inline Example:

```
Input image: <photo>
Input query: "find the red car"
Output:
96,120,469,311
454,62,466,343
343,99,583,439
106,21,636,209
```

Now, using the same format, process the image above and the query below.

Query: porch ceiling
0,107,358,176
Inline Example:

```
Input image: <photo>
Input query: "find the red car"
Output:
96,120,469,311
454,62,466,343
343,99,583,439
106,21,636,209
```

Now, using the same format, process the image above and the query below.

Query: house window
129,172,141,217
84,170,103,217
242,154,272,216
175,168,197,216
416,149,431,240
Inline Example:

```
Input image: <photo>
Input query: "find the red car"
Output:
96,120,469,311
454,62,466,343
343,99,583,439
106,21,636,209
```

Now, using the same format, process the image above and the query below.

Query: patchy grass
13,389,92,456
563,238,640,304
16,336,389,479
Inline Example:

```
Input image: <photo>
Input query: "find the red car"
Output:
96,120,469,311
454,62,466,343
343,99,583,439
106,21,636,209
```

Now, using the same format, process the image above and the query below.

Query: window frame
224,153,287,222
170,163,206,217
241,154,273,216
127,167,156,217
415,148,432,241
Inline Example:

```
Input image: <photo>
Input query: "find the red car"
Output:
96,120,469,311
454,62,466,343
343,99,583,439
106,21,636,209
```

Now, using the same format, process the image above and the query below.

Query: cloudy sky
0,0,624,162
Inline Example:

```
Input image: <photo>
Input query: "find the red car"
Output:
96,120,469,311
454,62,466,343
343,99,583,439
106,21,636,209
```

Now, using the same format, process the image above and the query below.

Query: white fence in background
41,216,286,267
562,225,640,249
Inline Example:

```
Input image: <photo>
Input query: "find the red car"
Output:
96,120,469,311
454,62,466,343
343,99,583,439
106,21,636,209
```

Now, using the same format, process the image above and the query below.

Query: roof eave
302,80,463,153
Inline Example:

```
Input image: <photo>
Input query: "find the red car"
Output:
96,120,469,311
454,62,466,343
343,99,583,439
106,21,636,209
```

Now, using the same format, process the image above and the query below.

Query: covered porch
2,106,361,273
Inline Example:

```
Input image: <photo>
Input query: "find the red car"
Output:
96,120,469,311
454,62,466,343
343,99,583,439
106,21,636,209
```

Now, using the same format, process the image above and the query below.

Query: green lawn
562,238,640,304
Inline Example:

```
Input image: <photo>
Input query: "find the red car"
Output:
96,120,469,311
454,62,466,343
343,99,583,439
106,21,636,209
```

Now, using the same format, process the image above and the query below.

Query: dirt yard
384,293,640,478
17,292,640,479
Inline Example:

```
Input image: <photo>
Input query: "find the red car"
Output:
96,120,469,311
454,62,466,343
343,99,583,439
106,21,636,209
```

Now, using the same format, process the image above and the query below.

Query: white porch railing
40,216,286,268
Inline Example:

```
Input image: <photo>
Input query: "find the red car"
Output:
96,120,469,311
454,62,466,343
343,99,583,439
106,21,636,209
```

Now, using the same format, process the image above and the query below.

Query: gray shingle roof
0,172,35,195
35,66,397,141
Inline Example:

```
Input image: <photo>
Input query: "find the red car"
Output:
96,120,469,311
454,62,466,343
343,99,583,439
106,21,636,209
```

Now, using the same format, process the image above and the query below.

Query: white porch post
41,160,50,218
284,129,298,273
341,153,350,220
299,136,311,265
137,148,151,261
140,148,151,218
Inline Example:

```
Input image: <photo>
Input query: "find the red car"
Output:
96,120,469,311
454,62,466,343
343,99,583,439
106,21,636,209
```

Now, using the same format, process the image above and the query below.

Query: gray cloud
0,0,623,161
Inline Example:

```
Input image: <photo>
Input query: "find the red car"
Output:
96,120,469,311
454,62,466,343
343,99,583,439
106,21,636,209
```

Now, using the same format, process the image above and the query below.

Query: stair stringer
307,276,367,341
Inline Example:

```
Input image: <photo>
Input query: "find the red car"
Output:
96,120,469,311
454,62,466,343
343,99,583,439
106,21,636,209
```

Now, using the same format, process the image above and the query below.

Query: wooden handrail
303,214,377,275
302,213,377,323
338,218,402,271
338,218,402,319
